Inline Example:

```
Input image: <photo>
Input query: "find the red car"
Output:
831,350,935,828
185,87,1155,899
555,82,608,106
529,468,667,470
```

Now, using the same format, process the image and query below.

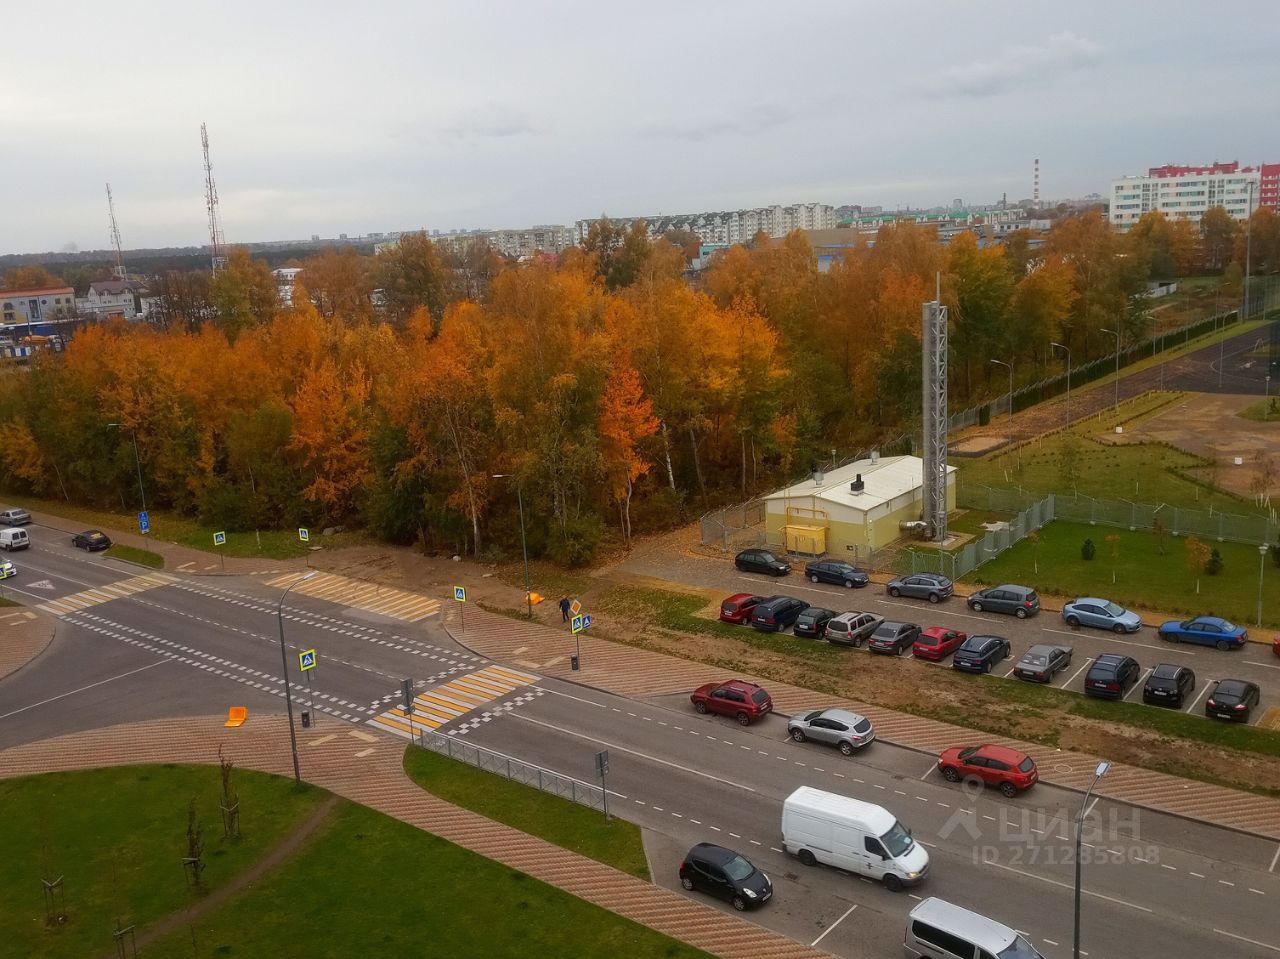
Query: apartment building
575,203,837,246
1109,162,1263,230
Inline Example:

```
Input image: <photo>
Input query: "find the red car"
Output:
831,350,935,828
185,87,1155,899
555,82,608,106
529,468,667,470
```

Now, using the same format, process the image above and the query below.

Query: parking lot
729,569,1280,727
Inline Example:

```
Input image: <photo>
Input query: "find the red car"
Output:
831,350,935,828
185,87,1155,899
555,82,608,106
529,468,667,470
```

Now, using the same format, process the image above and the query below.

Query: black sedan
735,548,791,576
1206,679,1260,722
804,560,869,588
1143,664,1195,708
952,635,1012,674
867,621,921,656
679,843,772,911
72,530,113,551
793,607,837,639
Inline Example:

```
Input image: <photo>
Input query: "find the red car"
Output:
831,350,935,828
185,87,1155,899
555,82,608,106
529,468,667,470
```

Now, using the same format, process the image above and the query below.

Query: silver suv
787,708,875,755
0,508,31,526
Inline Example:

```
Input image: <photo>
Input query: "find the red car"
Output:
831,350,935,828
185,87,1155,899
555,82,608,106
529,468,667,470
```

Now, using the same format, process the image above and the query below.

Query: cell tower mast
1033,157,1041,209
201,122,226,272
106,182,126,280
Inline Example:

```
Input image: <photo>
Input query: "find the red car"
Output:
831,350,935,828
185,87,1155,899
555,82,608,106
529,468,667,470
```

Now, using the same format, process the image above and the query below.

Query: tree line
0,205,1275,563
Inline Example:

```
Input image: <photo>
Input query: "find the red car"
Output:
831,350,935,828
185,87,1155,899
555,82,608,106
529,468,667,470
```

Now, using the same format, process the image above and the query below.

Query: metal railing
903,492,1055,581
414,728,606,813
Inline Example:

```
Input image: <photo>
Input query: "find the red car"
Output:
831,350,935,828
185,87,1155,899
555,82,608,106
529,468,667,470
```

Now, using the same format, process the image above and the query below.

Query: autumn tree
370,232,448,329
209,248,278,341
948,232,1015,399
148,269,214,332
581,217,653,291
2,265,66,289
598,363,659,542
289,358,373,522
1236,206,1280,276
1184,535,1210,594
1200,206,1238,272
298,248,373,322
1011,256,1077,362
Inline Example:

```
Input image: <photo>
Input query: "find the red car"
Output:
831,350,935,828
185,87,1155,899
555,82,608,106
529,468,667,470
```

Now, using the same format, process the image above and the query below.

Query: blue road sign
138,510,149,534
298,527,310,543
299,649,317,671
582,614,593,629
213,531,226,546
453,586,466,602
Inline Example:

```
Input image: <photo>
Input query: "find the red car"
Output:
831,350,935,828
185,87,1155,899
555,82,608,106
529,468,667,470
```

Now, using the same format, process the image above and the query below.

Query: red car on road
913,627,967,661
937,744,1038,797
691,680,774,726
720,593,767,625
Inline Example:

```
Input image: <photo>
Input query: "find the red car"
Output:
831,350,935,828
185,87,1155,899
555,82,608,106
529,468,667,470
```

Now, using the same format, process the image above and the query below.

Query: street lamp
1073,759,1111,959
107,422,147,524
1259,544,1269,628
1266,375,1272,421
1051,342,1071,428
492,474,532,619
989,358,1013,424
1099,328,1120,413
277,570,317,786
1244,179,1256,322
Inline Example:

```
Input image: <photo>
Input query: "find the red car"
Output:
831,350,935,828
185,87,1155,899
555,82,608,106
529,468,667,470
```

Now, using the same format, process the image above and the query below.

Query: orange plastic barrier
224,706,248,728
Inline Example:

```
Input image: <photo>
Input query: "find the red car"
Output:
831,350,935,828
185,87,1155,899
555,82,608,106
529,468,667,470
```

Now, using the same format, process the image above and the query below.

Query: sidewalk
444,605,1280,841
0,716,830,959
0,608,52,681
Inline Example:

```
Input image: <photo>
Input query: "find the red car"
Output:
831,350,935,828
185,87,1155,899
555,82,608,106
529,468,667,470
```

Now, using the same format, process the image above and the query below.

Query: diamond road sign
299,649,317,671
570,599,582,616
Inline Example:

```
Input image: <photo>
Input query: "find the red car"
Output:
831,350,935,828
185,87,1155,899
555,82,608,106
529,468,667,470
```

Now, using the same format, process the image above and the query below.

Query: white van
0,528,29,551
781,785,929,891
904,897,1044,958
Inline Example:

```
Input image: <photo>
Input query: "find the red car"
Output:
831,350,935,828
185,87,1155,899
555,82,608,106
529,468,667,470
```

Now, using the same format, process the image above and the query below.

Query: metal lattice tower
201,122,226,272
1033,157,1041,209
106,183,126,280
921,297,949,541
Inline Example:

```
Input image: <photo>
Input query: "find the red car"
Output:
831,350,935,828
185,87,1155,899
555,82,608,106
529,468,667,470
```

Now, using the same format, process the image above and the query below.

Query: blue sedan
1158,616,1248,650
804,560,870,588
1062,598,1142,633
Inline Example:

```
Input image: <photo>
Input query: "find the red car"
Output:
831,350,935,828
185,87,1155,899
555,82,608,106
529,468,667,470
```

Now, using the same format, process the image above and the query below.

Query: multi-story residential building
77,279,145,320
1261,163,1280,214
575,203,837,246
378,226,576,259
1,285,78,330
1109,162,1262,230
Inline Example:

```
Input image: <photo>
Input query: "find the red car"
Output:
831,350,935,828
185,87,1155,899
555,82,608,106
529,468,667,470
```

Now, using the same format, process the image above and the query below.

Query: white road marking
810,904,857,947
1124,668,1153,701
0,659,168,719
980,857,1152,912
1213,929,1280,953
1272,845,1280,874
512,714,757,791
1042,626,1190,656
536,685,607,709
1187,681,1214,713
1063,659,1093,688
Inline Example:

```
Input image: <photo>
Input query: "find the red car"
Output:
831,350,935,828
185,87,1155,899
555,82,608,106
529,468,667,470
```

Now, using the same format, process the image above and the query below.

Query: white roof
908,898,1018,951
764,455,954,513
784,786,896,833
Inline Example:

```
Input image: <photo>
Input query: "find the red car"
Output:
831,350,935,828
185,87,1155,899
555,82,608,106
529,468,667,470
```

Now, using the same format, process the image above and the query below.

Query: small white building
763,454,956,558
78,279,144,320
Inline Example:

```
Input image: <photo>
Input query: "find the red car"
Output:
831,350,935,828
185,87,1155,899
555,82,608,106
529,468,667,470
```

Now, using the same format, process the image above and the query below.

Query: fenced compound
903,492,1055,581
413,728,606,813
699,496,766,551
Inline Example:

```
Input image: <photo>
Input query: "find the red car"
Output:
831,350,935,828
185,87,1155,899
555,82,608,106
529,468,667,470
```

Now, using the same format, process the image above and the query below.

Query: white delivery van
0,528,29,551
904,897,1044,958
782,785,929,891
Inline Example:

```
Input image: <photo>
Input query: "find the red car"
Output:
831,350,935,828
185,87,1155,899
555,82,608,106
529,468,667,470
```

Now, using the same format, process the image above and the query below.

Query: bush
1270,544,1280,570
544,513,605,568
1206,548,1224,575
1081,538,1096,561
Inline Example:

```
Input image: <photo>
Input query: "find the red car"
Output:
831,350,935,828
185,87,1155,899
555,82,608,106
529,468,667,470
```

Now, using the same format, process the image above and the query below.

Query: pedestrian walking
559,596,571,622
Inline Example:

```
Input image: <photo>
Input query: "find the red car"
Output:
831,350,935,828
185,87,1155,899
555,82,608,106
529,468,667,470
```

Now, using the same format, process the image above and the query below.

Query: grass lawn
143,790,712,959
0,491,368,560
947,508,1017,537
0,765,325,959
1237,397,1280,422
106,543,164,569
965,519,1280,627
402,745,650,880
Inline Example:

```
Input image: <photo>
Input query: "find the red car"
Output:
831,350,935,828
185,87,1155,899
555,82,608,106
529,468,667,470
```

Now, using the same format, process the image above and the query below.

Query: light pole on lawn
277,571,317,785
1259,544,1270,628
989,358,1013,424
1099,328,1121,413
492,474,532,618
1073,760,1111,959
1051,342,1071,428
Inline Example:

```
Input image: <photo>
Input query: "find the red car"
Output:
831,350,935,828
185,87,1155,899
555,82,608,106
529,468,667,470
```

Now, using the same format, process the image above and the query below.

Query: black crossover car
679,843,772,911
1142,664,1195,708
1206,679,1260,722
735,548,791,576
1084,654,1141,700
952,635,1012,673
793,607,837,639
803,560,869,588
749,596,807,632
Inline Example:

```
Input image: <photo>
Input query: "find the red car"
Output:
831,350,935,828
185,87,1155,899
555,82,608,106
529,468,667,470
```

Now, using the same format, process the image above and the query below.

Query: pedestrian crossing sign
213,531,226,546
299,649,317,671
571,614,584,634
454,586,466,602
298,527,310,542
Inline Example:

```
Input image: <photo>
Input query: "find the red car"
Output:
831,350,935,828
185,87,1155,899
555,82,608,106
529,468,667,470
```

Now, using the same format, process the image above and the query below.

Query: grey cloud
637,103,790,141
925,31,1103,98
442,105,539,140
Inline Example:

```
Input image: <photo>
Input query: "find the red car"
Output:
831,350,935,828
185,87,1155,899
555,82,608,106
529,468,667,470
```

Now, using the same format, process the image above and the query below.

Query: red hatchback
691,680,773,726
720,593,767,625
937,744,1038,797
913,627,967,661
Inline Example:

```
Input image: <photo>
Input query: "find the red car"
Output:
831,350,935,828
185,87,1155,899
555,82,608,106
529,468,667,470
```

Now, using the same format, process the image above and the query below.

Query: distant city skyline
5,0,1277,256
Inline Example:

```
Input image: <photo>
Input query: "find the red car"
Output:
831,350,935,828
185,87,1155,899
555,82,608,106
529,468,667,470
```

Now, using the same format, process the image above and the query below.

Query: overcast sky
5,0,1278,255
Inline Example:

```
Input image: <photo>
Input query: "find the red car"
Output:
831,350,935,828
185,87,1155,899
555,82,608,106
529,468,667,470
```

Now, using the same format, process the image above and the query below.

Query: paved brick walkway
0,609,53,680
0,716,830,959
446,606,1280,840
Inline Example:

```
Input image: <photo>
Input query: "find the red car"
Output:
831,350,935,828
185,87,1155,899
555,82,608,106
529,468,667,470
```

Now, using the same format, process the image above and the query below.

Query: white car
0,560,17,579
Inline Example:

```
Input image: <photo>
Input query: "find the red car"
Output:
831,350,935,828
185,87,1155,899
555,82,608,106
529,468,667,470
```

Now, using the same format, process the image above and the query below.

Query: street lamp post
277,571,317,786
1244,180,1256,322
1099,328,1120,413
1051,342,1071,428
989,358,1013,424
107,422,148,521
1073,760,1111,959
1259,544,1269,628
493,474,532,619
1266,375,1272,420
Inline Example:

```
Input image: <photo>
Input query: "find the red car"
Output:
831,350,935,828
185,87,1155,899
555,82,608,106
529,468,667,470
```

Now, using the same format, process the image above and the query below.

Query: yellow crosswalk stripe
37,573,177,617
263,571,440,623
368,666,540,740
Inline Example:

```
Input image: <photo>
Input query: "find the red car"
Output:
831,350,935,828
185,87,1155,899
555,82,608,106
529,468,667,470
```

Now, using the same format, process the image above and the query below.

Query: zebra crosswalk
369,665,540,739
37,572,178,616
265,571,441,623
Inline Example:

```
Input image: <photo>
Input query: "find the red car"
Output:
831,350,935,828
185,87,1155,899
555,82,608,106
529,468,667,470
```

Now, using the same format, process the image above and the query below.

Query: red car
938,744,1038,797
691,680,773,726
720,593,767,625
913,627,967,661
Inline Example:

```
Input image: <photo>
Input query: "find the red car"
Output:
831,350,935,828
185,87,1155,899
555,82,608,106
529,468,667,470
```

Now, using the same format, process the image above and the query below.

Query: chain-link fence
414,729,606,813
699,497,766,551
902,492,1055,581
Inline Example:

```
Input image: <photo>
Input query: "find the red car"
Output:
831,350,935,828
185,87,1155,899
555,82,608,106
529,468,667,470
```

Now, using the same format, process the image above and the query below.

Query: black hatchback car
793,607,837,639
952,635,1012,673
1143,663,1195,708
1206,679,1261,722
679,842,772,911
1084,654,1141,699
72,529,113,551
735,548,791,576
803,560,869,588
967,584,1041,618
749,596,807,632
867,621,921,655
